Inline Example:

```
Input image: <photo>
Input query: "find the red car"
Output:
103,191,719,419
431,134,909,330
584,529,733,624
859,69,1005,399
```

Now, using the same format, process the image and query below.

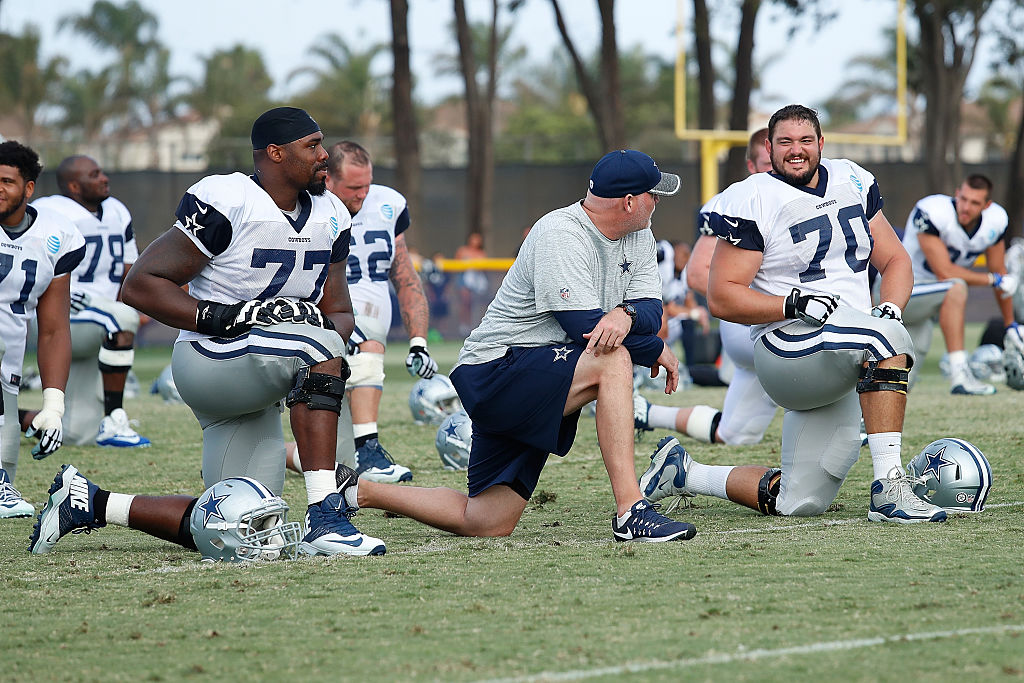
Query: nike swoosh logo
310,534,366,547
195,201,208,214
724,216,739,227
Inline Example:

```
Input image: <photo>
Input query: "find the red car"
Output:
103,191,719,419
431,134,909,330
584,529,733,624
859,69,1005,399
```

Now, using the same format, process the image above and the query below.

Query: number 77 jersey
707,157,880,339
172,172,352,343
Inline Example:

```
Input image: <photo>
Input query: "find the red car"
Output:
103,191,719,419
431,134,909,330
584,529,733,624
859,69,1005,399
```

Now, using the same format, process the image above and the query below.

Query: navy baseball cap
588,150,681,198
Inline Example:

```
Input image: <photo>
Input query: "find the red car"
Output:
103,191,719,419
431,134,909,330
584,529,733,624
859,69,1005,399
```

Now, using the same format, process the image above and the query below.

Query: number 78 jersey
708,157,881,338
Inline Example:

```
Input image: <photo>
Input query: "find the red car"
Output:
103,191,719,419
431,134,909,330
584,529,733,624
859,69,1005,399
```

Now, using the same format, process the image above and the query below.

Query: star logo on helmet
553,346,573,362
921,445,955,480
618,255,632,274
444,422,459,438
199,492,229,526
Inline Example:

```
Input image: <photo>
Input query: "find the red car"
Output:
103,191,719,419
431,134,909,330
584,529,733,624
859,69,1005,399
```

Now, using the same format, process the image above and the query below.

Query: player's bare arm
317,260,355,341
983,241,1016,325
35,274,72,391
583,307,633,355
388,233,429,339
686,234,716,297
707,239,784,324
916,232,991,287
121,229,211,331
867,211,913,309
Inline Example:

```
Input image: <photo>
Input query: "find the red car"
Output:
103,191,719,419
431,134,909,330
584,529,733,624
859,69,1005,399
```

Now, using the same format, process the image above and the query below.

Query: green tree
289,33,387,139
55,67,118,143
0,25,66,142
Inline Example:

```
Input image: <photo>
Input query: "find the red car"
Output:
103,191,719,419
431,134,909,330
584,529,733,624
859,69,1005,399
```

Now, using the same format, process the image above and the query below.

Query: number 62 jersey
707,157,881,339
0,205,85,393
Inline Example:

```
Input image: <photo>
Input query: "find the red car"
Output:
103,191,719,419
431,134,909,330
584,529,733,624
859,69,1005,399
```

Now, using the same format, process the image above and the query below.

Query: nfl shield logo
560,287,570,301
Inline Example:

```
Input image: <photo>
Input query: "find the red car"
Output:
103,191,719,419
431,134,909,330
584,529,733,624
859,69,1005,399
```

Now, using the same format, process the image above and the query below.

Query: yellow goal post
674,0,908,204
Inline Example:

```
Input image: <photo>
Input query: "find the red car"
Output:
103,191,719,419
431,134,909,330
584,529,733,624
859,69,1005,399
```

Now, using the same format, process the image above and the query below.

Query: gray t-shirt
456,200,662,368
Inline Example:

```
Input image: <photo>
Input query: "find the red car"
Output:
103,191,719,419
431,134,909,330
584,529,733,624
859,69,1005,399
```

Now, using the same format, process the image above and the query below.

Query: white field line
478,623,1024,683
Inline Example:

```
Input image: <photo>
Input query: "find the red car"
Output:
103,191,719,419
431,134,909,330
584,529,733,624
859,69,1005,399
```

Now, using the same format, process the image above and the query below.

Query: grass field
2,328,1023,682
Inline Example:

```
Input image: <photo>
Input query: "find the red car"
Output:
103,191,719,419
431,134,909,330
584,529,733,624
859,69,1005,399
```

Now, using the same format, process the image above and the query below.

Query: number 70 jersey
707,157,881,337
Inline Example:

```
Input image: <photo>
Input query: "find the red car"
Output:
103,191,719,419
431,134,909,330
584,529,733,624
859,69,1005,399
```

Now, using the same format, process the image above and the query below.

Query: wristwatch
616,302,637,326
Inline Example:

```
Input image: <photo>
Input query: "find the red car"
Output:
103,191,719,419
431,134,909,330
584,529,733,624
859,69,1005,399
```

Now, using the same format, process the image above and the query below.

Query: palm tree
189,45,273,122
58,0,160,126
55,67,118,143
288,33,388,140
0,26,66,142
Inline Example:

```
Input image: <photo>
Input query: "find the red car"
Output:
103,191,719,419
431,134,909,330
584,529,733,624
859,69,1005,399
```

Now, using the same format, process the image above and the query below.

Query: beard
771,152,820,187
306,178,326,196
0,190,26,223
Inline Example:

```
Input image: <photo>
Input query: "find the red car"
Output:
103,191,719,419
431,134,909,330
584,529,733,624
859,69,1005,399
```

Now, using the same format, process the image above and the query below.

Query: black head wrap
251,107,321,150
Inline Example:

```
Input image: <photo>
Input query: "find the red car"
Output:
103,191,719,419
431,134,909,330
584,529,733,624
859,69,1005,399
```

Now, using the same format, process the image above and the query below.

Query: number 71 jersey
708,157,880,336
0,205,85,393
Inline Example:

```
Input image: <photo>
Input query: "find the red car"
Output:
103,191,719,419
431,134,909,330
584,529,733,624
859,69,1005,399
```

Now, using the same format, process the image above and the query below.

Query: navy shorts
451,344,584,500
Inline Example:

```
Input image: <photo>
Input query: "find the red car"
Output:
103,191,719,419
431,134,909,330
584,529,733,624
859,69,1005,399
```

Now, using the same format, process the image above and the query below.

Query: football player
121,107,384,556
333,150,697,543
0,141,85,518
640,105,945,523
323,141,435,482
900,175,1020,394
28,155,150,447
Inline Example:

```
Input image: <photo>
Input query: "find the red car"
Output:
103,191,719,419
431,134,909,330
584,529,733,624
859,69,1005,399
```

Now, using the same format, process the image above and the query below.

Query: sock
354,422,377,448
867,432,902,480
105,492,134,527
304,470,337,506
686,462,734,499
647,405,680,430
947,350,968,373
103,391,124,416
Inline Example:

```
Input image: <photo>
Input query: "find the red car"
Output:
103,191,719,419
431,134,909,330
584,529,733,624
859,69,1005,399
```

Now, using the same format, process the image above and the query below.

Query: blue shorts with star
450,343,584,500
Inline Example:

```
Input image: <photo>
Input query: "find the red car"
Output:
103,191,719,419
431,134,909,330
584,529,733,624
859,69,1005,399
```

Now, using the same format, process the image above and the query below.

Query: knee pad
757,468,782,516
346,352,385,389
285,363,350,414
98,335,135,373
856,362,909,395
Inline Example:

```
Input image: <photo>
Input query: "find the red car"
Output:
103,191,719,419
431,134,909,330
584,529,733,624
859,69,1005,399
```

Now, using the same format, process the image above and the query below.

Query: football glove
871,301,903,323
70,291,92,314
27,388,65,459
406,337,438,378
267,298,335,330
1006,322,1024,355
992,272,1019,298
195,298,282,337
346,325,367,356
784,288,838,326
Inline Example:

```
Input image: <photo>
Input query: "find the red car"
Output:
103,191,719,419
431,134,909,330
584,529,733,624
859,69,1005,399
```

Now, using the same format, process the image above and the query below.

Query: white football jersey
0,205,86,393
173,172,351,343
31,194,138,301
902,194,1008,283
345,184,409,325
655,239,683,302
708,158,881,338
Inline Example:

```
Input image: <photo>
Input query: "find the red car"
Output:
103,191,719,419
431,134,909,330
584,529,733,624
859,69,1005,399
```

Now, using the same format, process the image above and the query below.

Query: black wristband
783,288,799,319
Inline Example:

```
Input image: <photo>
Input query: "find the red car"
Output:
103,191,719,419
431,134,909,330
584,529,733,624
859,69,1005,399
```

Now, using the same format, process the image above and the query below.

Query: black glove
784,288,838,326
405,339,438,378
196,299,277,337
268,298,335,330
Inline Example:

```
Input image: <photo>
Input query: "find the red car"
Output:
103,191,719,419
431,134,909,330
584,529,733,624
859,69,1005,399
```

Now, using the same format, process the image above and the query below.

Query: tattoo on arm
390,235,430,338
